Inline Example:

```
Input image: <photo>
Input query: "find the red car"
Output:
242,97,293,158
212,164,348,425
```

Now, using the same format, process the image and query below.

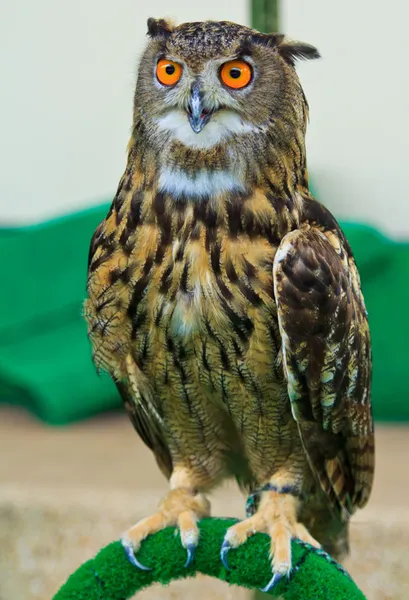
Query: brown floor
1,406,409,599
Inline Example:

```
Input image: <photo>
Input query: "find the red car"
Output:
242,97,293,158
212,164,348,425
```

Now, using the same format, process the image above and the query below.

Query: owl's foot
220,487,320,593
121,487,210,570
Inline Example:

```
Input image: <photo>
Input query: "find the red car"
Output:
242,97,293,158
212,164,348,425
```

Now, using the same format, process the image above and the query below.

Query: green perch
53,517,366,599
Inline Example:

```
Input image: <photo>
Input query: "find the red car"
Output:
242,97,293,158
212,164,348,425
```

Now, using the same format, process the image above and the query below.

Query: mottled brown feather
273,224,374,515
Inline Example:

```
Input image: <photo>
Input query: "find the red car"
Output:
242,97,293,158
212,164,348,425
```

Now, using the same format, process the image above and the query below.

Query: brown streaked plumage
84,17,374,588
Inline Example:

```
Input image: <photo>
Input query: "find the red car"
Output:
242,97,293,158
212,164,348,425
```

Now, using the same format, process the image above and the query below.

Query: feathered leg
122,467,210,569
221,470,320,592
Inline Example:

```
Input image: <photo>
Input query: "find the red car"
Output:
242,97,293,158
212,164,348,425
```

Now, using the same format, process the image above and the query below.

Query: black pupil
165,64,175,75
230,68,241,79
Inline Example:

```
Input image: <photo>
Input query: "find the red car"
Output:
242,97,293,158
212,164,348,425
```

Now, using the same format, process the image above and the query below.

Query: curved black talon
220,540,231,570
184,543,197,568
121,539,152,571
259,572,284,593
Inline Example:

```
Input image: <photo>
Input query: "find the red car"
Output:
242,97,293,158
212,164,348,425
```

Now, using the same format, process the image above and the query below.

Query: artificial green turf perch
52,517,366,599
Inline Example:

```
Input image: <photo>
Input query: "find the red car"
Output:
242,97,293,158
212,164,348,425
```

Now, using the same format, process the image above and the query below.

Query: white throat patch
156,109,257,150
158,167,244,199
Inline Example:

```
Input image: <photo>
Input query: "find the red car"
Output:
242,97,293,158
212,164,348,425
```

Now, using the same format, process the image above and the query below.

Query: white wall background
282,1,409,238
2,2,408,237
0,0,248,224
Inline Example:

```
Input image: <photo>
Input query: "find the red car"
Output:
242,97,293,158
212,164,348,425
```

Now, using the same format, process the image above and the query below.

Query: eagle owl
84,18,374,591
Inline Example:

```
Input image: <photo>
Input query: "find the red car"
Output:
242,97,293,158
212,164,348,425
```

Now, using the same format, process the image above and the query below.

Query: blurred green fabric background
0,202,408,425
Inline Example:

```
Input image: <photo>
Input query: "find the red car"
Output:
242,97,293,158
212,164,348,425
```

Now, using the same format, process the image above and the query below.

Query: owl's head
134,19,320,150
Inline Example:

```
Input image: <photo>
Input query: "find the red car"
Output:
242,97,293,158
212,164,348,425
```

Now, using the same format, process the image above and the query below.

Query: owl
84,18,374,591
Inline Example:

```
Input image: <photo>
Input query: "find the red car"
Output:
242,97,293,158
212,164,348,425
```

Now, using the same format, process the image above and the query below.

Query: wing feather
273,227,374,515
115,378,173,479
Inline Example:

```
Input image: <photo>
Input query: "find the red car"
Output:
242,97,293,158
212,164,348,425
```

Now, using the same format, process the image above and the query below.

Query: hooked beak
187,85,212,133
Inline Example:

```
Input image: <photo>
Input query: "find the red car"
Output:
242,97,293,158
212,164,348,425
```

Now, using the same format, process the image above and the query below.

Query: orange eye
220,60,252,89
156,59,182,86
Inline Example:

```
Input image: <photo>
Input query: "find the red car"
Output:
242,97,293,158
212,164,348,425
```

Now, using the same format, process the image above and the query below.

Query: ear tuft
277,40,321,65
147,18,174,38
247,33,285,50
